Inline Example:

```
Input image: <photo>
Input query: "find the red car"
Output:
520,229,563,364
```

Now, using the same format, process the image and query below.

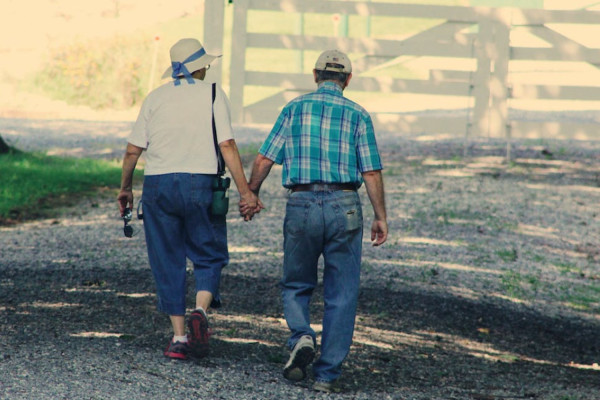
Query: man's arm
362,170,388,246
117,143,144,216
248,153,275,195
219,139,260,220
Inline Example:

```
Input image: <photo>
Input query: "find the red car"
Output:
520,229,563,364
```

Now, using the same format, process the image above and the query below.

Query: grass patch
501,270,542,299
501,271,525,298
561,284,600,312
237,143,261,157
237,143,262,166
0,150,141,223
496,248,518,263
554,261,583,277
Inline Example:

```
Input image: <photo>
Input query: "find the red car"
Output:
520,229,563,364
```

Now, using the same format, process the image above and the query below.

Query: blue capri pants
142,173,228,315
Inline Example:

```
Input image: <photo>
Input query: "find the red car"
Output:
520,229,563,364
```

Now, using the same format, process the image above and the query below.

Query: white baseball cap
314,50,352,73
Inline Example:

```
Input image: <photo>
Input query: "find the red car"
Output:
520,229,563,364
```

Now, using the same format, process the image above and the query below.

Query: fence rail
206,0,600,140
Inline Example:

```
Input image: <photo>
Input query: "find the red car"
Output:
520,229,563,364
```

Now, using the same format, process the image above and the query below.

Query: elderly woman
117,38,258,360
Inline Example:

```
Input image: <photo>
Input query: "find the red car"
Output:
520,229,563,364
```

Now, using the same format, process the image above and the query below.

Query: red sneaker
163,340,189,360
188,308,210,358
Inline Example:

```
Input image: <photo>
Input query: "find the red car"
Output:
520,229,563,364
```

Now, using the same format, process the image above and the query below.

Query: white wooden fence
205,0,600,140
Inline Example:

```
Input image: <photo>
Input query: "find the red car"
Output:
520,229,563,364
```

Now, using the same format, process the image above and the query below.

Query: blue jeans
281,190,363,382
142,173,228,315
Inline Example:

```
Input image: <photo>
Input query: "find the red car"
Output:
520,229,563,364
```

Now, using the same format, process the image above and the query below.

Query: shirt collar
317,81,344,95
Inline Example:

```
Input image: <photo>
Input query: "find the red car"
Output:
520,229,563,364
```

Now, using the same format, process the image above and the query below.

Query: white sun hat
161,38,220,84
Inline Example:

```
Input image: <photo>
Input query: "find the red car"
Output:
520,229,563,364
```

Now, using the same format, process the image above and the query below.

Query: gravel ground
1,117,600,399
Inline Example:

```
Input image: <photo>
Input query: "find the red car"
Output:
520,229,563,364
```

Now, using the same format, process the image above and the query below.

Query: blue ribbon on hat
171,47,206,86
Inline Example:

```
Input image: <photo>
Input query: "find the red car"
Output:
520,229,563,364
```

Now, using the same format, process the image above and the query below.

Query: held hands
119,188,262,221
239,191,264,221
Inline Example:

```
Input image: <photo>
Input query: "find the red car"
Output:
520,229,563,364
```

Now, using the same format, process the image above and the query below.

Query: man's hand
362,169,388,247
371,219,388,246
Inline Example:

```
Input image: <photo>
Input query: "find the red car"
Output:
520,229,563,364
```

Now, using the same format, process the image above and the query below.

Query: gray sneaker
313,380,340,393
283,335,315,381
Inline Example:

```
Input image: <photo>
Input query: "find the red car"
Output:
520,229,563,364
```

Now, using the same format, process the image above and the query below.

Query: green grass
554,261,582,276
496,248,518,262
0,150,141,222
236,143,261,157
563,284,600,311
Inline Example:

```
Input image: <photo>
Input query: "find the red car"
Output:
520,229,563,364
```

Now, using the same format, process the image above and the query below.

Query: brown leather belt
291,183,357,192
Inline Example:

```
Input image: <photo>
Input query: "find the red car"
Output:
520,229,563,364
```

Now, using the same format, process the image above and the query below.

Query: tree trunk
0,135,10,154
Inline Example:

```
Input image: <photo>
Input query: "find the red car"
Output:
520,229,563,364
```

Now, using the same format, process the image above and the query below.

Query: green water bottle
211,176,230,216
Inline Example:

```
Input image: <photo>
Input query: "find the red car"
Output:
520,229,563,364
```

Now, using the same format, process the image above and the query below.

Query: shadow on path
1,266,598,398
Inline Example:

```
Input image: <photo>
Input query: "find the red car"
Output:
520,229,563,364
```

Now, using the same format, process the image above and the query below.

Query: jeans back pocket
344,206,362,232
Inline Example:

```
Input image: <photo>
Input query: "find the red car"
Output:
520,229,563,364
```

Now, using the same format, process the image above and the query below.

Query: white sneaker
283,335,315,381
313,380,340,393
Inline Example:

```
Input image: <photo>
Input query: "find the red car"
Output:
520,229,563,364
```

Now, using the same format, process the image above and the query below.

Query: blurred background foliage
23,11,205,111
23,1,468,112
34,36,149,109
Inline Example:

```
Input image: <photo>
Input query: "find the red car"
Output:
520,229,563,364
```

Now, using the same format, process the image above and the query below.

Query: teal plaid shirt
259,81,383,188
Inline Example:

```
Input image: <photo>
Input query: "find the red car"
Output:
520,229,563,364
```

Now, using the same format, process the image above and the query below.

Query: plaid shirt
259,81,383,188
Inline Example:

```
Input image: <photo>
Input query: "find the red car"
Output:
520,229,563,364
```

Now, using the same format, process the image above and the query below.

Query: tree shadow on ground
2,266,598,398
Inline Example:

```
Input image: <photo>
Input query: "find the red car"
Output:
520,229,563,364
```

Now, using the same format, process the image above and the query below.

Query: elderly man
118,38,257,360
247,50,388,392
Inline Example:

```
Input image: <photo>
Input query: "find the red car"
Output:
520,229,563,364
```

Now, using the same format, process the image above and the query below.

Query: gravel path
0,118,404,400
1,117,600,399
0,118,277,160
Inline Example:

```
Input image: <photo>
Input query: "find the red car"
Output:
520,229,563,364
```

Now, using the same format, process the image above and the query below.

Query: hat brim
161,54,220,79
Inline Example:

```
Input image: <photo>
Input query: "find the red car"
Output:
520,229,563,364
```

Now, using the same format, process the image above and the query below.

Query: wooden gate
205,0,600,140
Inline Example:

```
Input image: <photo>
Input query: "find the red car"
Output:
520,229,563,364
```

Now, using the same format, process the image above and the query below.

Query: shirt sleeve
356,113,383,173
213,84,235,144
258,106,289,165
128,97,150,149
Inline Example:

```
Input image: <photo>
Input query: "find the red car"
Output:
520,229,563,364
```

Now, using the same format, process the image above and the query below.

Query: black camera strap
212,83,225,176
